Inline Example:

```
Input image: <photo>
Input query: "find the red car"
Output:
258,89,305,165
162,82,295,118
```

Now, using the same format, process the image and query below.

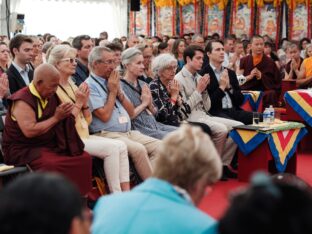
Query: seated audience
48,45,130,193
120,48,177,140
106,42,124,76
125,35,140,48
222,37,235,68
299,37,311,58
175,45,239,180
86,46,161,180
92,125,222,234
304,44,312,58
0,173,91,234
0,42,10,73
228,40,245,73
200,40,253,125
264,41,281,69
158,42,169,54
2,64,92,195
284,43,303,81
239,35,281,107
218,173,312,234
7,34,34,94
72,35,94,86
172,39,186,72
191,34,205,49
298,49,312,87
149,53,211,135
136,44,154,83
29,36,43,69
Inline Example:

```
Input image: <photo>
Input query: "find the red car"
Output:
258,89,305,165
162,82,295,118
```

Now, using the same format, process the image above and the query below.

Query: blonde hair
47,44,76,66
153,124,222,191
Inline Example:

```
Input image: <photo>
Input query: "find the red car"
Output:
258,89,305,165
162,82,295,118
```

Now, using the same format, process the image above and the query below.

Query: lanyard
58,83,76,103
120,79,142,95
90,75,118,109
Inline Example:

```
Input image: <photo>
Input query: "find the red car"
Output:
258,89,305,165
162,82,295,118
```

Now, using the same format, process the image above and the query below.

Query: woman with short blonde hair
154,124,222,197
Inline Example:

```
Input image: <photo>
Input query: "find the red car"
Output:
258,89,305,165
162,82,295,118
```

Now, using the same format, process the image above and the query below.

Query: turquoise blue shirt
92,178,218,234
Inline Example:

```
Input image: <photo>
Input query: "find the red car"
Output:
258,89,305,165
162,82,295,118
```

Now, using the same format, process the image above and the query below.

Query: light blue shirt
12,61,31,85
92,178,218,234
85,73,131,133
210,63,233,109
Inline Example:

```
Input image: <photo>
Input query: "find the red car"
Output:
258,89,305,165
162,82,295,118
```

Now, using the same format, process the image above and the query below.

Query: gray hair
47,44,76,66
153,124,222,191
151,53,177,75
121,47,142,66
88,46,112,69
192,34,204,42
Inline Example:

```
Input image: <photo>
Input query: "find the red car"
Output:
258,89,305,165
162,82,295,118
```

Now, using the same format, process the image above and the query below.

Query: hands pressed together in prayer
219,70,230,91
107,70,120,96
250,67,262,80
54,102,74,121
196,74,210,93
167,79,180,101
141,85,153,107
290,59,299,71
75,82,90,108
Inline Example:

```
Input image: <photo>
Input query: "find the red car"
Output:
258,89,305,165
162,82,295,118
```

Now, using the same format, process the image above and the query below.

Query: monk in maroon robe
239,35,281,107
2,64,92,195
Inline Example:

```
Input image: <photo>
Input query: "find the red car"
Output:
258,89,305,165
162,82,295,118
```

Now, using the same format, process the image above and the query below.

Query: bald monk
239,35,281,107
2,64,92,195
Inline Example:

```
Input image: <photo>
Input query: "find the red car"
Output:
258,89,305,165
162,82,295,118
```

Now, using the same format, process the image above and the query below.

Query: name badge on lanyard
118,116,128,124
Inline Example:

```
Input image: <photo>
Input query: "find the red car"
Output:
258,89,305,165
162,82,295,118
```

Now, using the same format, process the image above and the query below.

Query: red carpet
198,153,312,219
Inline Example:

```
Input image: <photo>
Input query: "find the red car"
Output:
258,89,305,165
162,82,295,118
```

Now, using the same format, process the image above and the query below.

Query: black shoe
223,166,238,179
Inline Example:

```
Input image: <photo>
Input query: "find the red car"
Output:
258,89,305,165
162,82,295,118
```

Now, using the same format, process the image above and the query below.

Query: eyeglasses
61,58,78,64
97,59,115,65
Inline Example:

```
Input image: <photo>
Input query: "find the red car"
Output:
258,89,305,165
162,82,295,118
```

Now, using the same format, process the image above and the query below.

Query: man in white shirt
222,38,235,68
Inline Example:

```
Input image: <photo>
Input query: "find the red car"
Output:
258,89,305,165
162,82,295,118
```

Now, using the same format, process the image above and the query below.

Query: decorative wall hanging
203,3,225,36
129,0,152,36
230,0,255,38
156,4,177,36
179,2,201,35
288,2,311,40
256,3,281,41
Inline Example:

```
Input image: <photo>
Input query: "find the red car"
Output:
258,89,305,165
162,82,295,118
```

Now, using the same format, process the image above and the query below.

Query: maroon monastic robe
240,54,282,107
2,87,92,195
285,57,303,80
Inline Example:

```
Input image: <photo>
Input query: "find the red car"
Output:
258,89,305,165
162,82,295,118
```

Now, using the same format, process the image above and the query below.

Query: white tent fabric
1,0,128,40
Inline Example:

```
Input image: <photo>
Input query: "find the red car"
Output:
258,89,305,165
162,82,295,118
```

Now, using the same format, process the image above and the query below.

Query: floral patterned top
149,77,191,127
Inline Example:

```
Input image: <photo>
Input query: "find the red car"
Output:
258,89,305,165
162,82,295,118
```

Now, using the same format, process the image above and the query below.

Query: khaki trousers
96,130,161,179
195,115,242,165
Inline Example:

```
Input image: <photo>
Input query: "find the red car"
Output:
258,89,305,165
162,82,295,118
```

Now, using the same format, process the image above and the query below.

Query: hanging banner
257,3,281,41
203,4,225,36
230,1,254,38
156,6,176,36
289,4,309,40
179,3,200,35
129,2,151,36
